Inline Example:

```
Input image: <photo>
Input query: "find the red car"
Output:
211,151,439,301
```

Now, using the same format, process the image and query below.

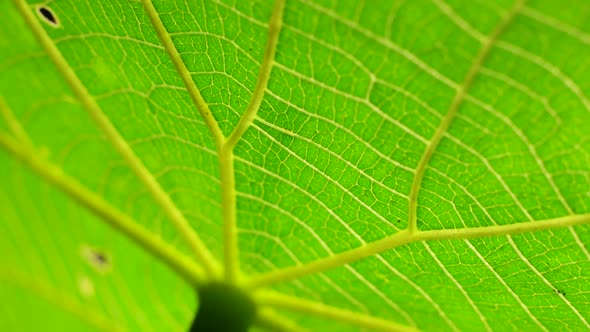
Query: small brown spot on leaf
80,245,111,273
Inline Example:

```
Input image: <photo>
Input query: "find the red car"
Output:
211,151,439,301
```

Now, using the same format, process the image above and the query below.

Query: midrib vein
0,132,206,287
255,291,419,332
141,0,285,282
255,308,308,332
13,0,219,277
407,0,526,233
246,213,590,288
221,0,285,282
0,97,33,148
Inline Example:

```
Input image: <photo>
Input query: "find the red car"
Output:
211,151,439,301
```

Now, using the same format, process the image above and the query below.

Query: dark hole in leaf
37,6,58,26
189,283,256,332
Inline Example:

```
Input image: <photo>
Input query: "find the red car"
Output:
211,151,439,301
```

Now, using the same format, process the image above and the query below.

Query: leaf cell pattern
1,0,590,331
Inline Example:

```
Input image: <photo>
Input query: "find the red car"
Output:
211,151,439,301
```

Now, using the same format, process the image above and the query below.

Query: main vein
407,0,526,233
254,308,307,332
220,0,286,283
140,0,285,282
0,132,206,287
255,291,419,332
245,212,590,288
12,0,219,277
0,98,33,147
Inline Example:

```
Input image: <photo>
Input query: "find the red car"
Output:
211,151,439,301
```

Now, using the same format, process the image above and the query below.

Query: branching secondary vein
12,0,220,277
221,0,285,282
226,0,286,149
11,1,583,331
245,214,590,288
407,0,526,233
0,132,206,287
245,0,535,291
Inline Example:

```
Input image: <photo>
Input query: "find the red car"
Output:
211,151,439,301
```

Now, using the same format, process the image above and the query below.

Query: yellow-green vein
255,291,419,332
0,97,33,147
245,213,590,288
0,132,206,287
254,308,308,332
12,0,220,277
139,0,225,148
219,147,239,282
225,0,286,148
407,0,526,233
221,0,286,283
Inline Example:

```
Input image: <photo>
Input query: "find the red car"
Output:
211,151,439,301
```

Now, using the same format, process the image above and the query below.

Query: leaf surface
1,0,590,331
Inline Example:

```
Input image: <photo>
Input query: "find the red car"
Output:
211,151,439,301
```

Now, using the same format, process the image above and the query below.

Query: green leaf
1,0,590,331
